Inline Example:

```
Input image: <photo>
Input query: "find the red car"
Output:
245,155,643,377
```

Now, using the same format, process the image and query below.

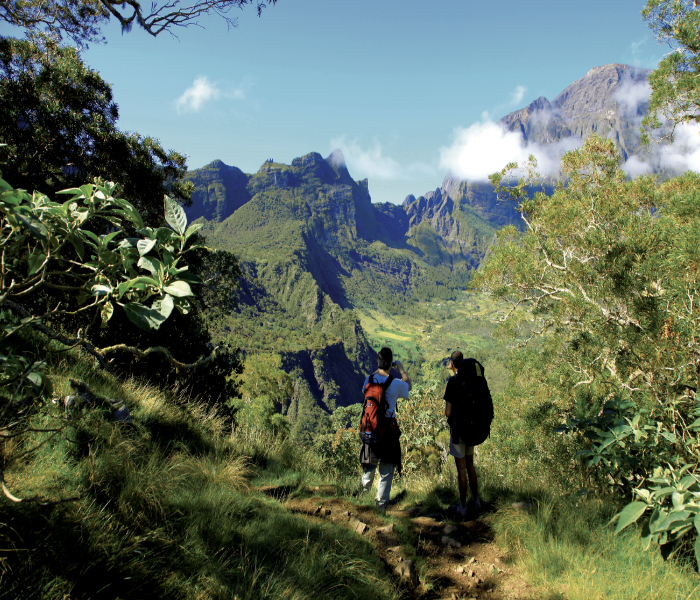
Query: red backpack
359,374,394,445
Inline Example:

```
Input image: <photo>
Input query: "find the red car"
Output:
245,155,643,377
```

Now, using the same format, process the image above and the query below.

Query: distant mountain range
184,63,654,428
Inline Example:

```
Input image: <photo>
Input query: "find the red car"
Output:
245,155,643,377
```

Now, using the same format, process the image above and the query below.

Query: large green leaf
117,276,159,298
69,232,85,261
137,239,157,256
14,212,48,241
164,194,187,235
101,230,122,247
122,302,167,331
27,253,46,276
175,270,203,285
155,227,174,243
137,255,164,277
614,501,648,535
163,280,192,298
184,222,203,241
118,237,140,249
113,198,144,229
651,510,692,534
153,294,174,319
91,284,112,296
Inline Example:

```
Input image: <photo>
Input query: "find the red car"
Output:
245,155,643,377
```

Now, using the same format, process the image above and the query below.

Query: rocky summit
499,63,652,159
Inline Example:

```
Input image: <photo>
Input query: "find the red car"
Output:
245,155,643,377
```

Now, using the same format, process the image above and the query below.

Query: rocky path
273,491,534,600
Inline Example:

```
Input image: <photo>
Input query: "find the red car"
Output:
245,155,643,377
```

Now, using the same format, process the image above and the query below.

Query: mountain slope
499,63,652,159
184,63,654,427
186,151,479,432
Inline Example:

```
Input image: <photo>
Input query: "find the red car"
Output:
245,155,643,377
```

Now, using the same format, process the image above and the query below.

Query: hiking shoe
467,497,482,511
449,503,467,518
376,500,388,514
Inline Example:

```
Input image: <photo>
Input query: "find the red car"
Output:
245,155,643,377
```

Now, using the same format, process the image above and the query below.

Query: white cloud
175,77,249,113
176,76,220,113
330,137,435,181
614,74,651,119
658,121,700,173
509,85,527,106
439,117,580,181
621,155,653,178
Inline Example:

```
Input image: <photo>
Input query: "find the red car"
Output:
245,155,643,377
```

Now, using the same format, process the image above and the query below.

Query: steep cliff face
184,160,251,222
230,257,375,427
441,175,522,229
191,150,474,418
402,178,499,270
499,63,652,160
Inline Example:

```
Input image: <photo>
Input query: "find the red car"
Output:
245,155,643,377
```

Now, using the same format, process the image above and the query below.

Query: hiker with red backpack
359,347,411,512
444,350,494,518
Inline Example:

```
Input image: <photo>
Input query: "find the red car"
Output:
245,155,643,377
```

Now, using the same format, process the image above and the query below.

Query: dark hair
378,347,393,371
450,350,463,368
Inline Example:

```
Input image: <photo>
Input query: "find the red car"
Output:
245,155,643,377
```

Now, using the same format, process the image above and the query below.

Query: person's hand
394,360,405,372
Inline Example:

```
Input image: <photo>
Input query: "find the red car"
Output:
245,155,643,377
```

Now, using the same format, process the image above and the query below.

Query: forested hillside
178,59,661,422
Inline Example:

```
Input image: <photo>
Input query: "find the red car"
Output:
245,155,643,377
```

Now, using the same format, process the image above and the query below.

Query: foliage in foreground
473,135,700,564
0,36,193,229
0,172,210,501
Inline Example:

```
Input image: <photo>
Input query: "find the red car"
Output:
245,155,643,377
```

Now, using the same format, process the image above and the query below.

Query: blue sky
1,0,666,204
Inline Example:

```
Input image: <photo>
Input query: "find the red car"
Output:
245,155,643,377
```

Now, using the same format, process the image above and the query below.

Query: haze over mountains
183,63,665,432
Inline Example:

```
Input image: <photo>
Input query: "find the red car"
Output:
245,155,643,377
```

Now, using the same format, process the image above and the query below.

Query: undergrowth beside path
2,346,700,599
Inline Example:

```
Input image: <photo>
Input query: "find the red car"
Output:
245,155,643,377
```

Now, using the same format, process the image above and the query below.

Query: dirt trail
267,488,533,600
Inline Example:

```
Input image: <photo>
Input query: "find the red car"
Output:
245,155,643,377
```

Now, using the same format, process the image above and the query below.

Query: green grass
6,311,700,600
490,497,700,600
0,347,400,600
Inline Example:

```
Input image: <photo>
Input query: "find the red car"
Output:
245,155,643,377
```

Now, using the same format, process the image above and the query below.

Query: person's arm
445,401,453,419
393,360,411,392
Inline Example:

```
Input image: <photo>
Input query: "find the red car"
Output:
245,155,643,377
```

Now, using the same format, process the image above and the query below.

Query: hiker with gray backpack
359,346,411,512
444,350,494,518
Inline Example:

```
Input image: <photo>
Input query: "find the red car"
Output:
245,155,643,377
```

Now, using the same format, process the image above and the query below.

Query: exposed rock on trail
282,495,533,599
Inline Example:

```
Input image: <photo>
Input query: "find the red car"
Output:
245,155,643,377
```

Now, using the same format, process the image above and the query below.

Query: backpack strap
458,358,485,378
382,375,394,417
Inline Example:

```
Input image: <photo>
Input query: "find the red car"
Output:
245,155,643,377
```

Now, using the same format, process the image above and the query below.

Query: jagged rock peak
552,63,651,117
291,152,326,167
403,194,416,207
528,96,552,111
326,149,347,168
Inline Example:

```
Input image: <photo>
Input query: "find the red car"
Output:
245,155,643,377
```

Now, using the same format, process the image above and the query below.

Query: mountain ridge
183,62,655,429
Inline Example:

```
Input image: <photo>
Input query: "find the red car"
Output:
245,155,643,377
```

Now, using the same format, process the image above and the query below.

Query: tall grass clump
492,497,700,600
0,346,400,600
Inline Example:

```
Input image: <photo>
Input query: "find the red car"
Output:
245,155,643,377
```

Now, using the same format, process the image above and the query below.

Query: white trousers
362,463,395,504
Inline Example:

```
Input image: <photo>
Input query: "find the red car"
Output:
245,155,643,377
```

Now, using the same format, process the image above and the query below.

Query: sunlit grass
1,347,400,600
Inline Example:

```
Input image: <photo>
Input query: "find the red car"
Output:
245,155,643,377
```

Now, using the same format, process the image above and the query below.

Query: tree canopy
475,135,700,565
0,35,193,229
642,0,700,142
0,0,277,46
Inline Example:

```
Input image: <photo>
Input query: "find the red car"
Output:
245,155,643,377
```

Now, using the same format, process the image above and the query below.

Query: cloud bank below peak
439,116,580,182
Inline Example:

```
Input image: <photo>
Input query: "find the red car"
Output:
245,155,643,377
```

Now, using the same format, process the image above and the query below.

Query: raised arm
393,360,411,392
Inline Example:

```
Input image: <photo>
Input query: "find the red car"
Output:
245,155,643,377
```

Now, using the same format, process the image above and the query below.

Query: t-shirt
443,374,464,407
361,373,410,418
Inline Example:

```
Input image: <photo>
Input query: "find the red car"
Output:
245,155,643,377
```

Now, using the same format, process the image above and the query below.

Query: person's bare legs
454,456,468,506
465,454,478,500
